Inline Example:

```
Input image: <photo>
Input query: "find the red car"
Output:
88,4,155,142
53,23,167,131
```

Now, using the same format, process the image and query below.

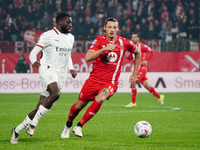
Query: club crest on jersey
107,52,117,62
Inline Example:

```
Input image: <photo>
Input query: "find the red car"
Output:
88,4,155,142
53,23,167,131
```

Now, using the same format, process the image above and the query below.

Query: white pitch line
0,106,181,115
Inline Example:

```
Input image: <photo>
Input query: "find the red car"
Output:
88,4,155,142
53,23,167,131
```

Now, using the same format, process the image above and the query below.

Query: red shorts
137,65,148,84
78,79,118,102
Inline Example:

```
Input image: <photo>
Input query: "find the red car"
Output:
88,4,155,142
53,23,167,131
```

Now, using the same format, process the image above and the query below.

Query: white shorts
39,65,67,97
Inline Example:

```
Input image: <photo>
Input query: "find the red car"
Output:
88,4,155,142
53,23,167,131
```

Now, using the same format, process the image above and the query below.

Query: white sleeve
68,54,74,70
29,46,42,64
68,34,75,70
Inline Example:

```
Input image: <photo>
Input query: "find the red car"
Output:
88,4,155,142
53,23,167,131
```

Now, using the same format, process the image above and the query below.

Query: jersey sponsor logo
107,52,117,62
56,47,72,52
144,45,148,48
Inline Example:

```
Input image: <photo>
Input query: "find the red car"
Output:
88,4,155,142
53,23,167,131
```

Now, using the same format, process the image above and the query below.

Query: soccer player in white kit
10,13,77,144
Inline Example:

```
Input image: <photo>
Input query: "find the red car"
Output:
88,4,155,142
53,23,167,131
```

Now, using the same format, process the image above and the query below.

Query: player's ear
58,20,62,26
103,25,106,31
117,26,119,32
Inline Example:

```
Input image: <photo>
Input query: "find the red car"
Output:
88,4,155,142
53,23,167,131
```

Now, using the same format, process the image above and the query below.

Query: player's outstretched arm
29,46,42,68
85,44,116,62
68,56,77,78
129,47,141,88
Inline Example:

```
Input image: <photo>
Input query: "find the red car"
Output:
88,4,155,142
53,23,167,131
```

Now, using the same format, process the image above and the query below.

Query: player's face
104,21,119,40
131,34,139,44
60,17,72,34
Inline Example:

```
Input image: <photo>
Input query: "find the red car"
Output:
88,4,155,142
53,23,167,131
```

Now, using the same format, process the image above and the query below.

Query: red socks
148,86,160,99
80,100,102,126
131,87,137,104
68,104,80,122
131,86,160,104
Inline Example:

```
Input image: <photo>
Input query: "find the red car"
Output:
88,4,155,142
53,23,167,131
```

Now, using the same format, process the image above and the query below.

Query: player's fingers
34,62,40,68
72,73,77,78
32,64,36,68
128,77,131,83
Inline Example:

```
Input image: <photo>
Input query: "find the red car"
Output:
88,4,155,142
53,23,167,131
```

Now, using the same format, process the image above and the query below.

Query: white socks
15,115,31,134
31,105,49,127
15,105,49,134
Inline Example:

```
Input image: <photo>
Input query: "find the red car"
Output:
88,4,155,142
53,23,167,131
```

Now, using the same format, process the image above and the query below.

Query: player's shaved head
56,13,71,24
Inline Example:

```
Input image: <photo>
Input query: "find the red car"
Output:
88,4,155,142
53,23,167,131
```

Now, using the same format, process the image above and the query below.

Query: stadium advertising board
0,72,199,93
0,52,200,73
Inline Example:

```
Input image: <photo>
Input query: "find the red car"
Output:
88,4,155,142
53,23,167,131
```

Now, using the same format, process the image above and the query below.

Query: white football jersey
36,27,74,70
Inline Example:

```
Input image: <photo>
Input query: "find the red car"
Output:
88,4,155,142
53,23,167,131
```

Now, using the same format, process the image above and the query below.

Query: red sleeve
146,50,155,61
89,36,100,51
127,52,133,60
142,44,155,61
127,39,136,53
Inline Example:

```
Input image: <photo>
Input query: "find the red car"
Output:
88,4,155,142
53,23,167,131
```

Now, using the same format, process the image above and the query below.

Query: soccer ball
134,121,152,138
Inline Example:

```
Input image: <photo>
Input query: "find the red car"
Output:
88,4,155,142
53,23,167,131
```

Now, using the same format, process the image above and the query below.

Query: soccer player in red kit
124,33,164,108
61,17,141,138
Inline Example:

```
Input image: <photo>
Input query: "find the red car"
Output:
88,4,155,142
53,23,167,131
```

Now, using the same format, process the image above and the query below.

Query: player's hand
129,74,137,88
103,43,116,52
70,69,77,78
141,60,147,66
32,61,41,68
125,51,130,57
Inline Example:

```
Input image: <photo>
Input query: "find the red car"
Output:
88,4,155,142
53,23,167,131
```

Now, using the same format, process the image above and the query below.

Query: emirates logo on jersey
107,52,117,62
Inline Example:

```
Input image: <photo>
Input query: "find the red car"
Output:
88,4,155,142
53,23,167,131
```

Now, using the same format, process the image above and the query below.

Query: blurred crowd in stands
0,0,199,42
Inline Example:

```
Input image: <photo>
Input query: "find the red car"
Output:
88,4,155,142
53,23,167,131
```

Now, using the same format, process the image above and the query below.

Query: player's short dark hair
132,32,140,37
104,17,119,26
56,13,71,23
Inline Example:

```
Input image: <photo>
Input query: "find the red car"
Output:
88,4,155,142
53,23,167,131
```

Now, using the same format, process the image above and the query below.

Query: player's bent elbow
85,58,89,62
85,57,91,63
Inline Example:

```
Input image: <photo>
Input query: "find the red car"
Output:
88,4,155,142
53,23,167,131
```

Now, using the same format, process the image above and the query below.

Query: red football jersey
127,42,155,63
88,35,136,84
138,42,155,62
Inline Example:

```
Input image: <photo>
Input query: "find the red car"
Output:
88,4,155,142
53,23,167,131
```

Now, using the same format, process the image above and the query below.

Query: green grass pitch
0,92,200,150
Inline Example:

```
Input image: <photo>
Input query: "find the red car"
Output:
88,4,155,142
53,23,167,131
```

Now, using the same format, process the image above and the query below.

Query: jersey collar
53,27,59,35
106,35,118,43
136,42,141,46
53,27,70,35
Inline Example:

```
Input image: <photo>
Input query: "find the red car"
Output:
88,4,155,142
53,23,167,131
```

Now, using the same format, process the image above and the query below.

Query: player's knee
96,96,106,104
96,88,109,103
76,105,83,111
51,91,61,101
143,84,149,89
